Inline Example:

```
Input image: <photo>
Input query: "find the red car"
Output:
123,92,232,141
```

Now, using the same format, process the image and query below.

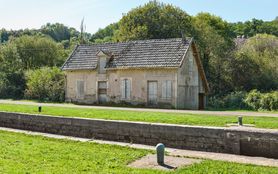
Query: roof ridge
79,37,192,46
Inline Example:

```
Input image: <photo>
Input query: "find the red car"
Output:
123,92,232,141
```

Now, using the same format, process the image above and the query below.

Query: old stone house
61,38,209,109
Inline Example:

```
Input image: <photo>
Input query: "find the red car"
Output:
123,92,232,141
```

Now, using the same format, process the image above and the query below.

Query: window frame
76,80,85,99
162,80,172,100
121,78,132,100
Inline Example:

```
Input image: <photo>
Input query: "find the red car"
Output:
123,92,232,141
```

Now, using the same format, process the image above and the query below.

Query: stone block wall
0,111,277,158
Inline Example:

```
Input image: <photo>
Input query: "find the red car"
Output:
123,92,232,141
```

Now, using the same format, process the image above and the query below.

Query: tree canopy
115,1,194,41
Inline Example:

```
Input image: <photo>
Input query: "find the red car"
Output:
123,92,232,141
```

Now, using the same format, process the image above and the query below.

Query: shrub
24,67,65,102
259,91,278,111
0,71,25,99
208,91,247,109
209,90,278,111
244,90,262,110
222,91,247,109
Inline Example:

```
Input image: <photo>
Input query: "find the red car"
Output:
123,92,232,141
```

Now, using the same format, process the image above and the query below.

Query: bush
209,90,278,111
244,90,262,110
0,71,25,99
24,67,65,102
259,91,278,111
208,91,247,109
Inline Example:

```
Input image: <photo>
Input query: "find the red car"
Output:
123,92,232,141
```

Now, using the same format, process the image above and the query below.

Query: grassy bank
0,130,277,173
0,103,278,129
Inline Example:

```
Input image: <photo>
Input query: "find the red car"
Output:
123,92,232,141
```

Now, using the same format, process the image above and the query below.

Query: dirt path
1,127,278,168
0,99,277,117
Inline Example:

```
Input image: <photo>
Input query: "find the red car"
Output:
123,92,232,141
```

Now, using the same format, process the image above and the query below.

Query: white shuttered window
77,80,85,98
121,79,131,99
162,80,172,100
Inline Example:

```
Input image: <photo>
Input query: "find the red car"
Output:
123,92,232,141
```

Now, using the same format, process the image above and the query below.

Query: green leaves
234,34,278,91
115,1,193,41
24,67,65,102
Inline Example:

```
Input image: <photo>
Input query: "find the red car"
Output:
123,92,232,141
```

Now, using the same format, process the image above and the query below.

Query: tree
193,13,235,95
79,18,91,44
41,23,74,42
231,18,278,37
0,29,9,43
90,23,119,43
0,44,25,98
115,1,194,41
12,35,66,69
25,67,65,102
232,34,278,91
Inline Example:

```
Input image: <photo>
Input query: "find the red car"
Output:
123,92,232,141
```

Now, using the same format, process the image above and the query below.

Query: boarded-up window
99,57,106,74
77,80,85,98
121,79,131,99
162,80,172,100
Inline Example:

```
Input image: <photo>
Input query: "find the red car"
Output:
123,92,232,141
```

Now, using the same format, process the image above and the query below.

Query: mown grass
0,103,278,129
0,130,277,174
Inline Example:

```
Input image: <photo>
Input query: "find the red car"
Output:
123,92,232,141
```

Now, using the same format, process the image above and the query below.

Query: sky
0,0,277,33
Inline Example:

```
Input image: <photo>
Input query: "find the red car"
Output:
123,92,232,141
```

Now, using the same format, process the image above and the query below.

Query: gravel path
0,100,277,117
1,127,278,168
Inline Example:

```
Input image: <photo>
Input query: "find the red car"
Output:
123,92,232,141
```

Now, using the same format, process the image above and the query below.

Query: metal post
38,106,42,112
156,143,165,165
238,116,243,126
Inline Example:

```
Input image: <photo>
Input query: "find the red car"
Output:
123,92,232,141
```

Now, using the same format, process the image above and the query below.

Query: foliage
0,44,25,98
209,90,278,111
208,91,248,109
193,13,235,94
41,23,78,42
115,1,194,41
232,34,278,91
90,23,119,43
1,103,278,129
231,18,278,37
245,90,278,111
12,35,66,69
24,67,65,102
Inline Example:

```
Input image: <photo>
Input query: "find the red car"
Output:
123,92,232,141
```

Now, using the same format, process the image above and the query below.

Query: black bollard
156,143,165,165
238,116,243,126
38,106,42,112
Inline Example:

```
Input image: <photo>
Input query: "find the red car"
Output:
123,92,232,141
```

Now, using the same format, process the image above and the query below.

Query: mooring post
156,143,165,165
38,106,42,112
238,116,243,126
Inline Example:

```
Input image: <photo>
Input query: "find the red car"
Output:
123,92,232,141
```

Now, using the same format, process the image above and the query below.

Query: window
121,79,131,99
162,80,172,100
76,80,85,98
98,57,106,74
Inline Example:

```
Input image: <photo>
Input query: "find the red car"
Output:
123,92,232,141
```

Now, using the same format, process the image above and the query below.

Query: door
98,81,107,104
198,93,205,110
148,81,158,105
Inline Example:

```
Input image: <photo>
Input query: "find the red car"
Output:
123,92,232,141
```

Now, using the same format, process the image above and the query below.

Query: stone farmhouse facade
61,38,209,110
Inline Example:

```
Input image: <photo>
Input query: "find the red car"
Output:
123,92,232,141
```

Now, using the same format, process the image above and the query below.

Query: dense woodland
0,1,277,110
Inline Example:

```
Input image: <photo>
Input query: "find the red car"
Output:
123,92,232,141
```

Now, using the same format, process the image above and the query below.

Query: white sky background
0,0,277,33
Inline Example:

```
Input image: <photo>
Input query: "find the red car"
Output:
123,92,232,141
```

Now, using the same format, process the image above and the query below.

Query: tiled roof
61,38,192,70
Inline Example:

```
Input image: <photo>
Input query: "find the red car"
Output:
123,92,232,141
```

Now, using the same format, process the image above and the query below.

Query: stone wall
0,111,277,159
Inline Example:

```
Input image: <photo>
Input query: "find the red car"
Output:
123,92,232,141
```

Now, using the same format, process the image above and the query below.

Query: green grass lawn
4,99,278,114
0,130,277,174
1,103,278,129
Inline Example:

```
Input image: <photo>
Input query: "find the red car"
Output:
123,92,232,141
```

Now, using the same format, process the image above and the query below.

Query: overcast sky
0,0,277,33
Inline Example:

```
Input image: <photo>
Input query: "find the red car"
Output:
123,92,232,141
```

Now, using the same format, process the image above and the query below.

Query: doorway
198,93,205,110
98,81,107,104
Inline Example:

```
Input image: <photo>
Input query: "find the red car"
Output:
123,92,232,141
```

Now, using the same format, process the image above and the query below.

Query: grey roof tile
61,38,192,70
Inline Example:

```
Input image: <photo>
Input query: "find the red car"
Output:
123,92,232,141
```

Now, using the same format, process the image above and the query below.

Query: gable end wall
177,46,200,109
